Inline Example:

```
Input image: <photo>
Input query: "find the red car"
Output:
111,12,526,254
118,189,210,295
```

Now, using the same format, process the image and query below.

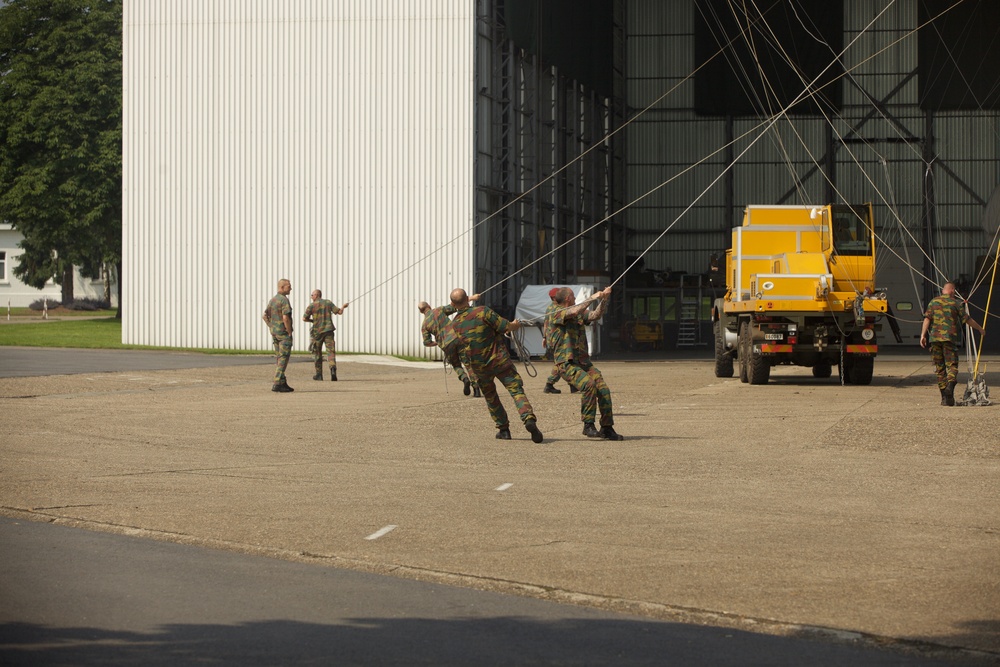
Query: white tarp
513,284,600,357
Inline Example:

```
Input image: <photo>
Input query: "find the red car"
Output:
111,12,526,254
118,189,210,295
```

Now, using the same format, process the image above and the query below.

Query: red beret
548,288,560,299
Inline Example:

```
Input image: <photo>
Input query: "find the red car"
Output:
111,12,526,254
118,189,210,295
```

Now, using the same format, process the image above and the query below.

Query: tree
0,0,122,313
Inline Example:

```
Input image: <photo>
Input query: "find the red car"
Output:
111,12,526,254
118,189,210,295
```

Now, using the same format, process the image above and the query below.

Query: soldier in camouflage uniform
547,286,623,440
303,289,348,381
541,288,576,395
418,299,480,397
262,278,295,392
920,281,984,406
445,288,543,443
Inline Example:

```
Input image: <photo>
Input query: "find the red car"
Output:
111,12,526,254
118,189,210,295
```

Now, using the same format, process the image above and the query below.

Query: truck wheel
740,320,770,385
747,348,771,385
848,356,874,385
738,321,749,383
812,364,832,379
714,320,734,378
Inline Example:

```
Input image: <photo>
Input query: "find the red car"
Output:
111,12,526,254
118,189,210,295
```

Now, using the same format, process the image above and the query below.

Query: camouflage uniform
924,294,969,389
548,303,615,427
263,293,293,386
422,304,474,384
446,305,535,430
542,300,561,385
304,298,342,375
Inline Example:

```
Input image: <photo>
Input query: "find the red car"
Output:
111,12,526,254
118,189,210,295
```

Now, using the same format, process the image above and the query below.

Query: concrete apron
0,355,997,657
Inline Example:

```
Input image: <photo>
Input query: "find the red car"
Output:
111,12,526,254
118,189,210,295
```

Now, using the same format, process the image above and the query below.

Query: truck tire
738,321,749,383
747,349,771,385
812,364,832,378
739,320,770,384
714,320,734,378
848,356,874,385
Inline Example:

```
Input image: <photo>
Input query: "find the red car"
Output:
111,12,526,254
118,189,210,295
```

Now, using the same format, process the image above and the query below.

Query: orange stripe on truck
760,344,793,353
846,344,877,354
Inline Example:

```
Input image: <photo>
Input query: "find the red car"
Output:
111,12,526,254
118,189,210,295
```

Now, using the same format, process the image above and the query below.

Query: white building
122,2,477,355
0,223,118,309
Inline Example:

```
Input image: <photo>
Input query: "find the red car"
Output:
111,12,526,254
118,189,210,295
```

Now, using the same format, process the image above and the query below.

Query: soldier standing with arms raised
262,278,294,392
303,289,348,381
547,286,623,440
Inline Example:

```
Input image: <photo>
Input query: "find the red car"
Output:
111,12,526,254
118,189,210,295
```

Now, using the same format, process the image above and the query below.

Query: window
830,205,872,257
0,251,6,282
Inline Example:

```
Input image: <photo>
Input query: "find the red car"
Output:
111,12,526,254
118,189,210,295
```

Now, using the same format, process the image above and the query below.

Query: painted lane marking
495,483,513,491
365,525,397,540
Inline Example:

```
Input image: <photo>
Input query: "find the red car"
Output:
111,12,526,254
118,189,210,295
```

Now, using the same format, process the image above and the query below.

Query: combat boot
272,381,294,393
330,368,338,381
495,428,511,440
463,378,471,396
313,372,323,381
600,425,624,441
945,381,956,406
473,385,482,398
582,422,601,438
543,383,561,394
525,419,544,443
940,387,949,406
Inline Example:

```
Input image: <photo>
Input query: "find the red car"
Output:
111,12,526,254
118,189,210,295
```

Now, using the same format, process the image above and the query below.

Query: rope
506,327,537,378
351,0,989,337
973,249,998,378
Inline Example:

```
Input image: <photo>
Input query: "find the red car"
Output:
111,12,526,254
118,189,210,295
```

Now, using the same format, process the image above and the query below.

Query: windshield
830,205,872,256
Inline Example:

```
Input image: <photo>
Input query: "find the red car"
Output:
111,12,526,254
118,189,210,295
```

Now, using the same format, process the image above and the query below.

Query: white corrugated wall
123,1,475,356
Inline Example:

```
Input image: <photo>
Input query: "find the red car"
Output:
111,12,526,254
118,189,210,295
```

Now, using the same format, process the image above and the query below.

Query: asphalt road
0,347,996,665
1,515,948,667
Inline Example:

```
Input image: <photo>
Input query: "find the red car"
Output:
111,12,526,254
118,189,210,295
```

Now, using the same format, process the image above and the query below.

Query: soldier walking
920,281,985,405
445,288,543,443
303,289,348,381
262,278,295,392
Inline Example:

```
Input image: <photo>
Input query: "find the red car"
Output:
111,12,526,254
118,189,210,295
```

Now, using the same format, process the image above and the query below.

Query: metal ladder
677,274,701,347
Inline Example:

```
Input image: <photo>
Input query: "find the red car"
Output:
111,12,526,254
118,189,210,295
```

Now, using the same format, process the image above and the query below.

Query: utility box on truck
712,204,893,384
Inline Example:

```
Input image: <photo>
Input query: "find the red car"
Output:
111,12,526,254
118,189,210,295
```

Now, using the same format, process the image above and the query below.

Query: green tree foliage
0,0,122,307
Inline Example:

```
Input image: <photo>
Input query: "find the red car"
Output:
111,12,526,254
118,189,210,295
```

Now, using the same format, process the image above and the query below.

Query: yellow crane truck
712,204,897,385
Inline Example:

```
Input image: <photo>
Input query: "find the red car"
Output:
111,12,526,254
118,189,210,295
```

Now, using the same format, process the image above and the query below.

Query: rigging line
970,230,1000,297
506,327,537,378
731,0,983,302
607,2,907,294
760,0,973,292
741,1,1000,320
881,157,925,310
744,7,984,310
723,0,811,202
348,6,783,305
728,0,810,204
973,247,998,377
483,1,898,301
364,0,956,309
477,113,782,297
498,1,961,308
739,1,873,296
925,3,1000,143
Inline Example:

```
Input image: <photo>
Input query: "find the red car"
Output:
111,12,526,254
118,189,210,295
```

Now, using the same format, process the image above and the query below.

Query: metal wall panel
123,1,475,356
620,0,1000,300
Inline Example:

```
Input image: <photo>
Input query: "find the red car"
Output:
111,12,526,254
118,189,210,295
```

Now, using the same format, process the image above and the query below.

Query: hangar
122,1,1000,355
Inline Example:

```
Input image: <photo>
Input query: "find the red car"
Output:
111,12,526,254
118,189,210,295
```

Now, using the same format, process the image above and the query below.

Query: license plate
764,333,783,340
